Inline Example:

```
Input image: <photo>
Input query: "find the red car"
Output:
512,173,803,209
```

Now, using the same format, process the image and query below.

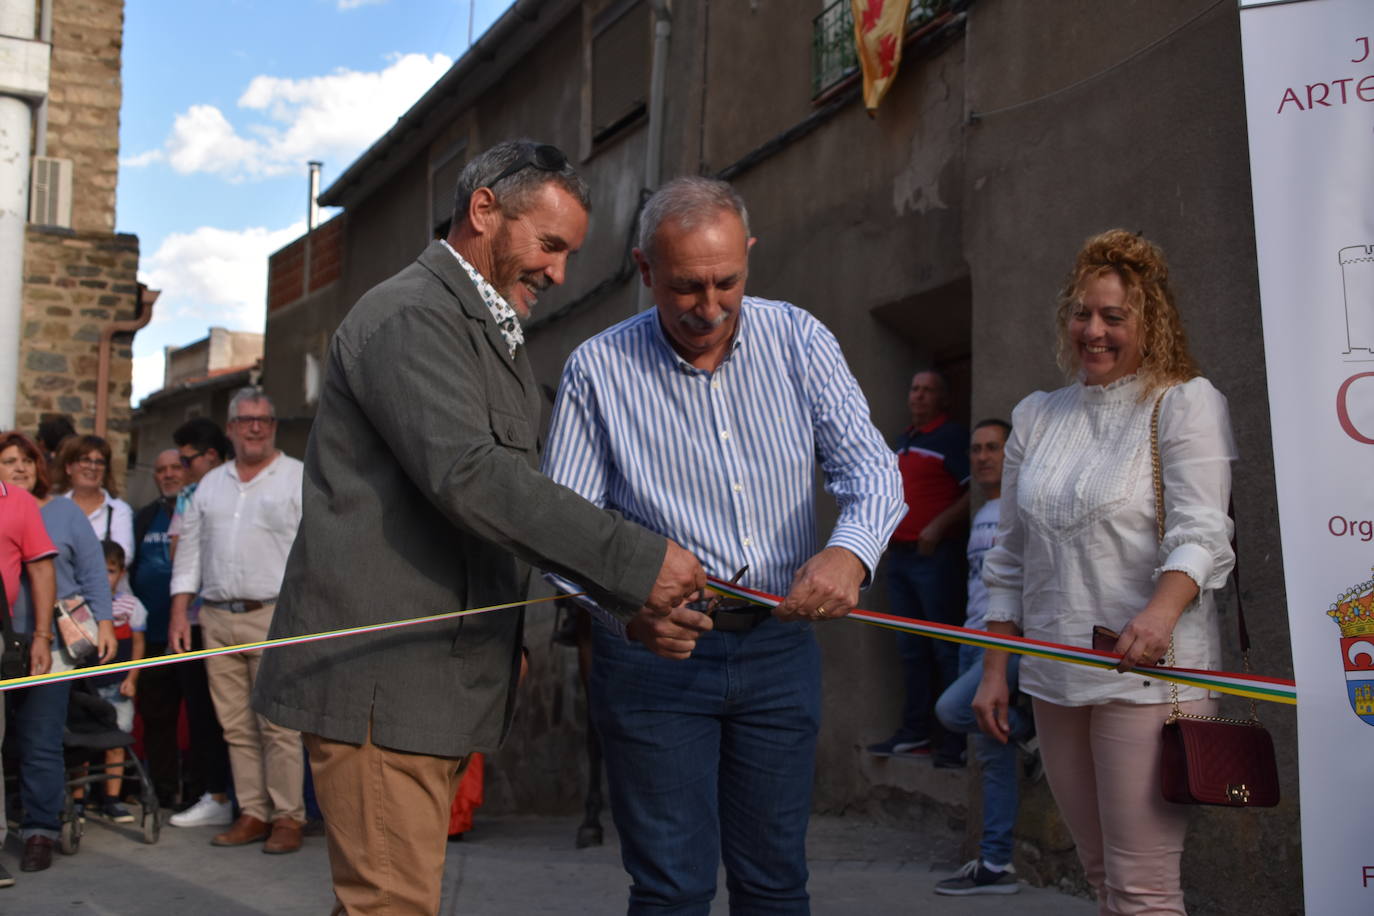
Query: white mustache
679,311,728,333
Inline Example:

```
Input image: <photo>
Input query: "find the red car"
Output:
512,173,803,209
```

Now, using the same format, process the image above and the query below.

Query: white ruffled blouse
982,374,1236,705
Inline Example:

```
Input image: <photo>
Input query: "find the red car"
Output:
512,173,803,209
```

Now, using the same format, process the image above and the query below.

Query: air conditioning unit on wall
30,157,73,228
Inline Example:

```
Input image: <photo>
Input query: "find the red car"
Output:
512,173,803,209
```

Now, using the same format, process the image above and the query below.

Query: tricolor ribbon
704,575,1298,706
0,593,575,693
0,579,1299,707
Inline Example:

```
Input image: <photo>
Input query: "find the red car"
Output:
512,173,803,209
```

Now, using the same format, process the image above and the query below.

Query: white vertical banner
1239,0,1374,912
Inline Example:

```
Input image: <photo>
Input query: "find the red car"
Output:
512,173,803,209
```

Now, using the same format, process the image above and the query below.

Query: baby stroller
58,681,160,853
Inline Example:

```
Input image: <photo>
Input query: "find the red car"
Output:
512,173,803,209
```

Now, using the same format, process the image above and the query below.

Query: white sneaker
169,793,234,828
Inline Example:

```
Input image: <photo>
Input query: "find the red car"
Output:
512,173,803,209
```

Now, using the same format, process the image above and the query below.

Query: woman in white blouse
973,230,1234,915
53,434,136,565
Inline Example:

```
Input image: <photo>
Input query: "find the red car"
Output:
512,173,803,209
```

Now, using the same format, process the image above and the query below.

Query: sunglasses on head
485,143,570,190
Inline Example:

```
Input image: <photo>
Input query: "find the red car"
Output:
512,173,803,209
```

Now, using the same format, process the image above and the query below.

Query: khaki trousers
305,727,467,915
1034,697,1218,916
201,604,304,822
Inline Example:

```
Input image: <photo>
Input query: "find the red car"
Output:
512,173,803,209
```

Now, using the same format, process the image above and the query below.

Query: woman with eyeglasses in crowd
0,432,116,873
52,435,135,568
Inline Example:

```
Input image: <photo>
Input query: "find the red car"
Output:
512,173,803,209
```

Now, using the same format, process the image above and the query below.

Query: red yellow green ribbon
1,577,1299,707
704,576,1298,706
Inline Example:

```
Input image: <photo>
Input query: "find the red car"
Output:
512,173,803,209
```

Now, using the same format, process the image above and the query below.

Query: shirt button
742,537,753,547
732,483,743,492
711,380,721,390
720,430,729,440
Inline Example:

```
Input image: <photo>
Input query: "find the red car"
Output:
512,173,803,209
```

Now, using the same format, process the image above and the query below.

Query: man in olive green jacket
253,140,703,913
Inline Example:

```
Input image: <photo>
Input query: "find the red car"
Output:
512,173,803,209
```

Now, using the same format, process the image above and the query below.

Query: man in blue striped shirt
542,176,904,914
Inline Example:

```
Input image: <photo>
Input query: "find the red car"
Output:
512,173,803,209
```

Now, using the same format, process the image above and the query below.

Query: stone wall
14,0,137,488
18,227,139,493
44,0,125,232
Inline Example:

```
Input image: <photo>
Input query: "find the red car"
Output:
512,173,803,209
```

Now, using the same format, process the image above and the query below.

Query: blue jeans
1,704,6,846
886,541,964,753
934,647,1029,866
591,617,820,915
6,681,71,840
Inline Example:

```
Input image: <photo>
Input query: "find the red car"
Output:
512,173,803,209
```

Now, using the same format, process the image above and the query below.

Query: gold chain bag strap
1151,390,1279,807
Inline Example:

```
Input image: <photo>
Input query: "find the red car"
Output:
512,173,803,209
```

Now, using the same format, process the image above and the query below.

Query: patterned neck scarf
441,239,524,358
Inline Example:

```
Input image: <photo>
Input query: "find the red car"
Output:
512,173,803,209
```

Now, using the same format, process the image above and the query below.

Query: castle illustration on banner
1327,568,1374,726
1341,245,1374,357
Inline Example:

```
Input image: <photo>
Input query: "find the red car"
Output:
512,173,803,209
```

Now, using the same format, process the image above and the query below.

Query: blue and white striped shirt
541,296,904,605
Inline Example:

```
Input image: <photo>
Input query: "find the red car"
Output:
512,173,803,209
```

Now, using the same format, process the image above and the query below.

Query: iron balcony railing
812,0,950,98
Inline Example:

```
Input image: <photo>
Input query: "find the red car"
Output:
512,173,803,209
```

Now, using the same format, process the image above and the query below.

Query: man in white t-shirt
932,419,1037,896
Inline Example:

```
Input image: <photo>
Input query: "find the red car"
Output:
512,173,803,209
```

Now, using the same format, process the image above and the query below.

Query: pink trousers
1033,696,1217,916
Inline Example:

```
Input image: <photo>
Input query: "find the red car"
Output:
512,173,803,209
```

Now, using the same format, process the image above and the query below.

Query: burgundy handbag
1149,392,1280,808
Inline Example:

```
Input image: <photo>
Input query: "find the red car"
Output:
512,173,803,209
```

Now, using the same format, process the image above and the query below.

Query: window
591,0,651,145
812,0,858,99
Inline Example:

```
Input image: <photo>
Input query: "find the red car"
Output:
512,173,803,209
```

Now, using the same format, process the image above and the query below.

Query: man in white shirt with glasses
169,387,305,855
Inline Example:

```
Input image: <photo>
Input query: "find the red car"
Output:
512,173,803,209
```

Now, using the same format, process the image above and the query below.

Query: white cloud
131,353,165,407
164,104,264,177
129,53,452,181
337,0,389,8
140,222,306,332
119,149,164,168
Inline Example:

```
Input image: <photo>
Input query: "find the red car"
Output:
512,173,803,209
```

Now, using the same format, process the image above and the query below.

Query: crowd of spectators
0,389,315,883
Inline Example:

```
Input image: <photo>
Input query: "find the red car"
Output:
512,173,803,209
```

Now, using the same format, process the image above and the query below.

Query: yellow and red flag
851,0,912,113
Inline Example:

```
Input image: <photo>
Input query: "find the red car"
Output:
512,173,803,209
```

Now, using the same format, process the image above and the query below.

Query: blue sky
119,0,514,403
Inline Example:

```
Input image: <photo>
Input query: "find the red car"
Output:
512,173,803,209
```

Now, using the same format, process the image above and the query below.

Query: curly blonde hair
1055,229,1200,393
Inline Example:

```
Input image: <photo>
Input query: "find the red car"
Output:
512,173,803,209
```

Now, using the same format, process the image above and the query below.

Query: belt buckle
706,566,766,632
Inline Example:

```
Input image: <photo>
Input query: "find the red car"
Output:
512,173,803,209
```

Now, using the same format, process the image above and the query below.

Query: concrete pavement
1,808,1095,914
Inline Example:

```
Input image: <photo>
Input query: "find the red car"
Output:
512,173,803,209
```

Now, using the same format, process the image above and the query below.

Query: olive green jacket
253,241,664,756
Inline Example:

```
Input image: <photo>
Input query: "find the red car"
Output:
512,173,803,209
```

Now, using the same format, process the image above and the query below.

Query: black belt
707,600,772,633
203,599,273,613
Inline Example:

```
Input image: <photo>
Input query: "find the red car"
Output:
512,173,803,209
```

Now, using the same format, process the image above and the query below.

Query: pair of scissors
704,565,749,618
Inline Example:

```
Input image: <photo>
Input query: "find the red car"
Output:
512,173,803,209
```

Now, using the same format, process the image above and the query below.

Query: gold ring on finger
816,606,828,619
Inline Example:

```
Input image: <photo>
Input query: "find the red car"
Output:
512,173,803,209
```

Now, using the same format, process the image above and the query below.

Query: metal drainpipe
34,0,50,155
94,285,158,437
304,161,321,300
636,0,672,313
0,0,40,429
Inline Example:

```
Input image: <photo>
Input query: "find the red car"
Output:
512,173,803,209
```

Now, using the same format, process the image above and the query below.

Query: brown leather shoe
262,817,303,855
211,814,270,847
20,836,54,872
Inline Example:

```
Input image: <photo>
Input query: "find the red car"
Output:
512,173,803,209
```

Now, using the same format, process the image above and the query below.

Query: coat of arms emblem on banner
1328,570,1374,727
